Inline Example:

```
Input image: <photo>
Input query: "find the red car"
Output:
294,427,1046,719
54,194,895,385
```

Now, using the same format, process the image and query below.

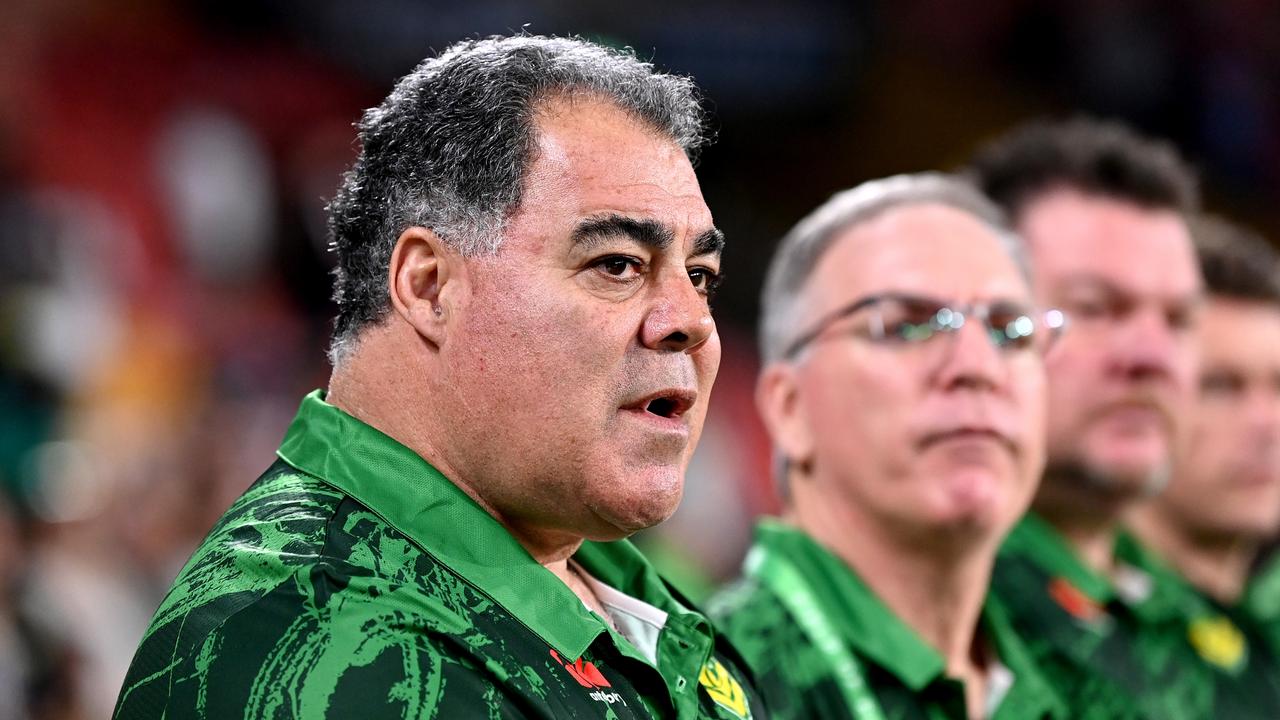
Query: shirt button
676,677,687,690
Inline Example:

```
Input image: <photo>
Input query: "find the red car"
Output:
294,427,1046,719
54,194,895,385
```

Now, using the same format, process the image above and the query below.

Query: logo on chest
698,658,751,719
550,649,628,707
1048,576,1109,627
1187,616,1246,672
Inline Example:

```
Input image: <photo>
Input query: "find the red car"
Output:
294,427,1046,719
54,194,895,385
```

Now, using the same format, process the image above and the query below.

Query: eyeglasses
782,292,1067,359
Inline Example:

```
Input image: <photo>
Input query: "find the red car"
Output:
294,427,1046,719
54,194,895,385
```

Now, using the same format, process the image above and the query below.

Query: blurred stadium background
1,1,1278,716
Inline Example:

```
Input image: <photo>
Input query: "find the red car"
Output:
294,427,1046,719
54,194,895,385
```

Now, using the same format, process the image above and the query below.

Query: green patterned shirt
1117,533,1280,716
708,520,1064,720
114,391,764,720
1245,552,1280,660
992,514,1280,719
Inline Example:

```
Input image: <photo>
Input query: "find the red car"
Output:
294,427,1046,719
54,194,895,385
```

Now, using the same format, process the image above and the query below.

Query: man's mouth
1093,398,1172,429
919,427,1016,454
623,390,696,420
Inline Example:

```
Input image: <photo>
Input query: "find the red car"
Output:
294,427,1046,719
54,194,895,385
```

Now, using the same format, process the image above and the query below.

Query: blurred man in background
1125,215,1280,696
115,35,764,720
968,118,1275,718
711,173,1065,719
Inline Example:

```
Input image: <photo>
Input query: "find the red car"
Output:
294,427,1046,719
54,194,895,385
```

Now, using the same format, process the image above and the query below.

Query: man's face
1159,298,1280,539
439,97,721,541
1019,189,1201,497
783,204,1047,540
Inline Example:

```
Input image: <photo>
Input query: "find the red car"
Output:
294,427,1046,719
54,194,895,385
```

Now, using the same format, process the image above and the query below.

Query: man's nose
1244,386,1280,443
1109,307,1182,383
640,270,715,353
933,316,1006,392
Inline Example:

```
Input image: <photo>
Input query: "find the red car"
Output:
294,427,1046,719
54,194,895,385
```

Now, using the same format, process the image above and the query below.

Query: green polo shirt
114,391,763,720
1115,533,1280,717
1245,552,1280,659
992,514,1280,719
707,520,1064,720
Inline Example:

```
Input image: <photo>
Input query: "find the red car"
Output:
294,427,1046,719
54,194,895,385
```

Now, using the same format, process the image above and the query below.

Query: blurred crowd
1,1,1279,717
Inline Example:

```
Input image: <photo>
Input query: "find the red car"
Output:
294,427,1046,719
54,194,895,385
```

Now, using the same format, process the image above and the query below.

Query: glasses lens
986,303,1038,351
872,296,947,343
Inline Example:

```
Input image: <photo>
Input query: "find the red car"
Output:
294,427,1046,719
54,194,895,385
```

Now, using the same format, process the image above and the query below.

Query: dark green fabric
992,514,1280,719
709,520,1064,720
114,391,763,720
1245,552,1280,660
1114,532,1280,719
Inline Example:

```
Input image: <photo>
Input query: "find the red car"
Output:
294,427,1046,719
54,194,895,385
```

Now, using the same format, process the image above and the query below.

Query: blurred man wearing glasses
968,118,1261,718
710,173,1066,719
1125,215,1280,705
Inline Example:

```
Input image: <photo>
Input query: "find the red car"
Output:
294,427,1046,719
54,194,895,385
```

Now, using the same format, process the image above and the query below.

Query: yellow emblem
1188,615,1246,671
698,658,751,719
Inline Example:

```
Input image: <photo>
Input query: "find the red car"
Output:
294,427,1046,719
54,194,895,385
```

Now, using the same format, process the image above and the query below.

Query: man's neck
1127,507,1255,605
548,558,614,625
1034,503,1119,577
789,480,993,713
328,339,595,607
1031,472,1131,577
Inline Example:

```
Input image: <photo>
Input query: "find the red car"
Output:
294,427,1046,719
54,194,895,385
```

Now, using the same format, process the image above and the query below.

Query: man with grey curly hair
711,173,1066,719
115,35,763,719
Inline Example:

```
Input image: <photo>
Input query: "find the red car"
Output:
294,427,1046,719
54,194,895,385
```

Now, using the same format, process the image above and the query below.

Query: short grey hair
758,172,1029,365
326,34,709,364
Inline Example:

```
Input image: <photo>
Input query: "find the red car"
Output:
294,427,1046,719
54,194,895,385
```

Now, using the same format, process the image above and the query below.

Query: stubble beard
1043,452,1172,505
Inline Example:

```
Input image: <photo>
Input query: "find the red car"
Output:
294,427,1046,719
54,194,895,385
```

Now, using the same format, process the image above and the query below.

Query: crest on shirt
550,649,627,707
1048,576,1108,626
1187,615,1246,672
698,658,751,719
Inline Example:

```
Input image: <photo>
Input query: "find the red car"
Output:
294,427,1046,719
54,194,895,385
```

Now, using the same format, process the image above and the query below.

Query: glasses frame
781,291,1067,360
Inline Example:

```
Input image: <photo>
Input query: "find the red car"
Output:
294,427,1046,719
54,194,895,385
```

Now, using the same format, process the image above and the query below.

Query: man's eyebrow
571,214,674,250
691,227,725,257
1057,273,1204,303
1056,273,1119,290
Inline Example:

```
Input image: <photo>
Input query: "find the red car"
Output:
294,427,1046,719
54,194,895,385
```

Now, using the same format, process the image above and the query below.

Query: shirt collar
1246,555,1280,623
751,519,946,690
573,540,711,632
277,390,626,660
1002,515,1186,626
1113,531,1214,623
983,596,1069,718
752,520,1064,715
1001,513,1116,603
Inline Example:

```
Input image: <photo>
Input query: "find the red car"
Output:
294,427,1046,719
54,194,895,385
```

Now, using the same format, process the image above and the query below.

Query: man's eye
595,256,642,278
1166,305,1197,332
1202,371,1245,396
688,267,723,296
1064,297,1107,319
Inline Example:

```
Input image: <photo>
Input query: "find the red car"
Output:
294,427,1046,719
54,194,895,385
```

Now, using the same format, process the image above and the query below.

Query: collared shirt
1244,552,1280,659
114,391,763,720
708,520,1064,720
992,513,1280,719
1115,533,1280,718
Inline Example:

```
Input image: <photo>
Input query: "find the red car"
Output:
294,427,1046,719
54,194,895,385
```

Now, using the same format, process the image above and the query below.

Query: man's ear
388,227,459,346
756,362,814,475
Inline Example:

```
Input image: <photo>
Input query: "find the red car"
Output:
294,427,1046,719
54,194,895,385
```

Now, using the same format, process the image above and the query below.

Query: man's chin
885,507,1003,556
1049,455,1171,497
584,479,685,539
586,507,678,540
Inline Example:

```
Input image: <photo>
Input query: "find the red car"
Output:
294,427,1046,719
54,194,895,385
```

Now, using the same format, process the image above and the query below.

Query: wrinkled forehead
1020,191,1200,297
804,203,1032,314
526,96,711,220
